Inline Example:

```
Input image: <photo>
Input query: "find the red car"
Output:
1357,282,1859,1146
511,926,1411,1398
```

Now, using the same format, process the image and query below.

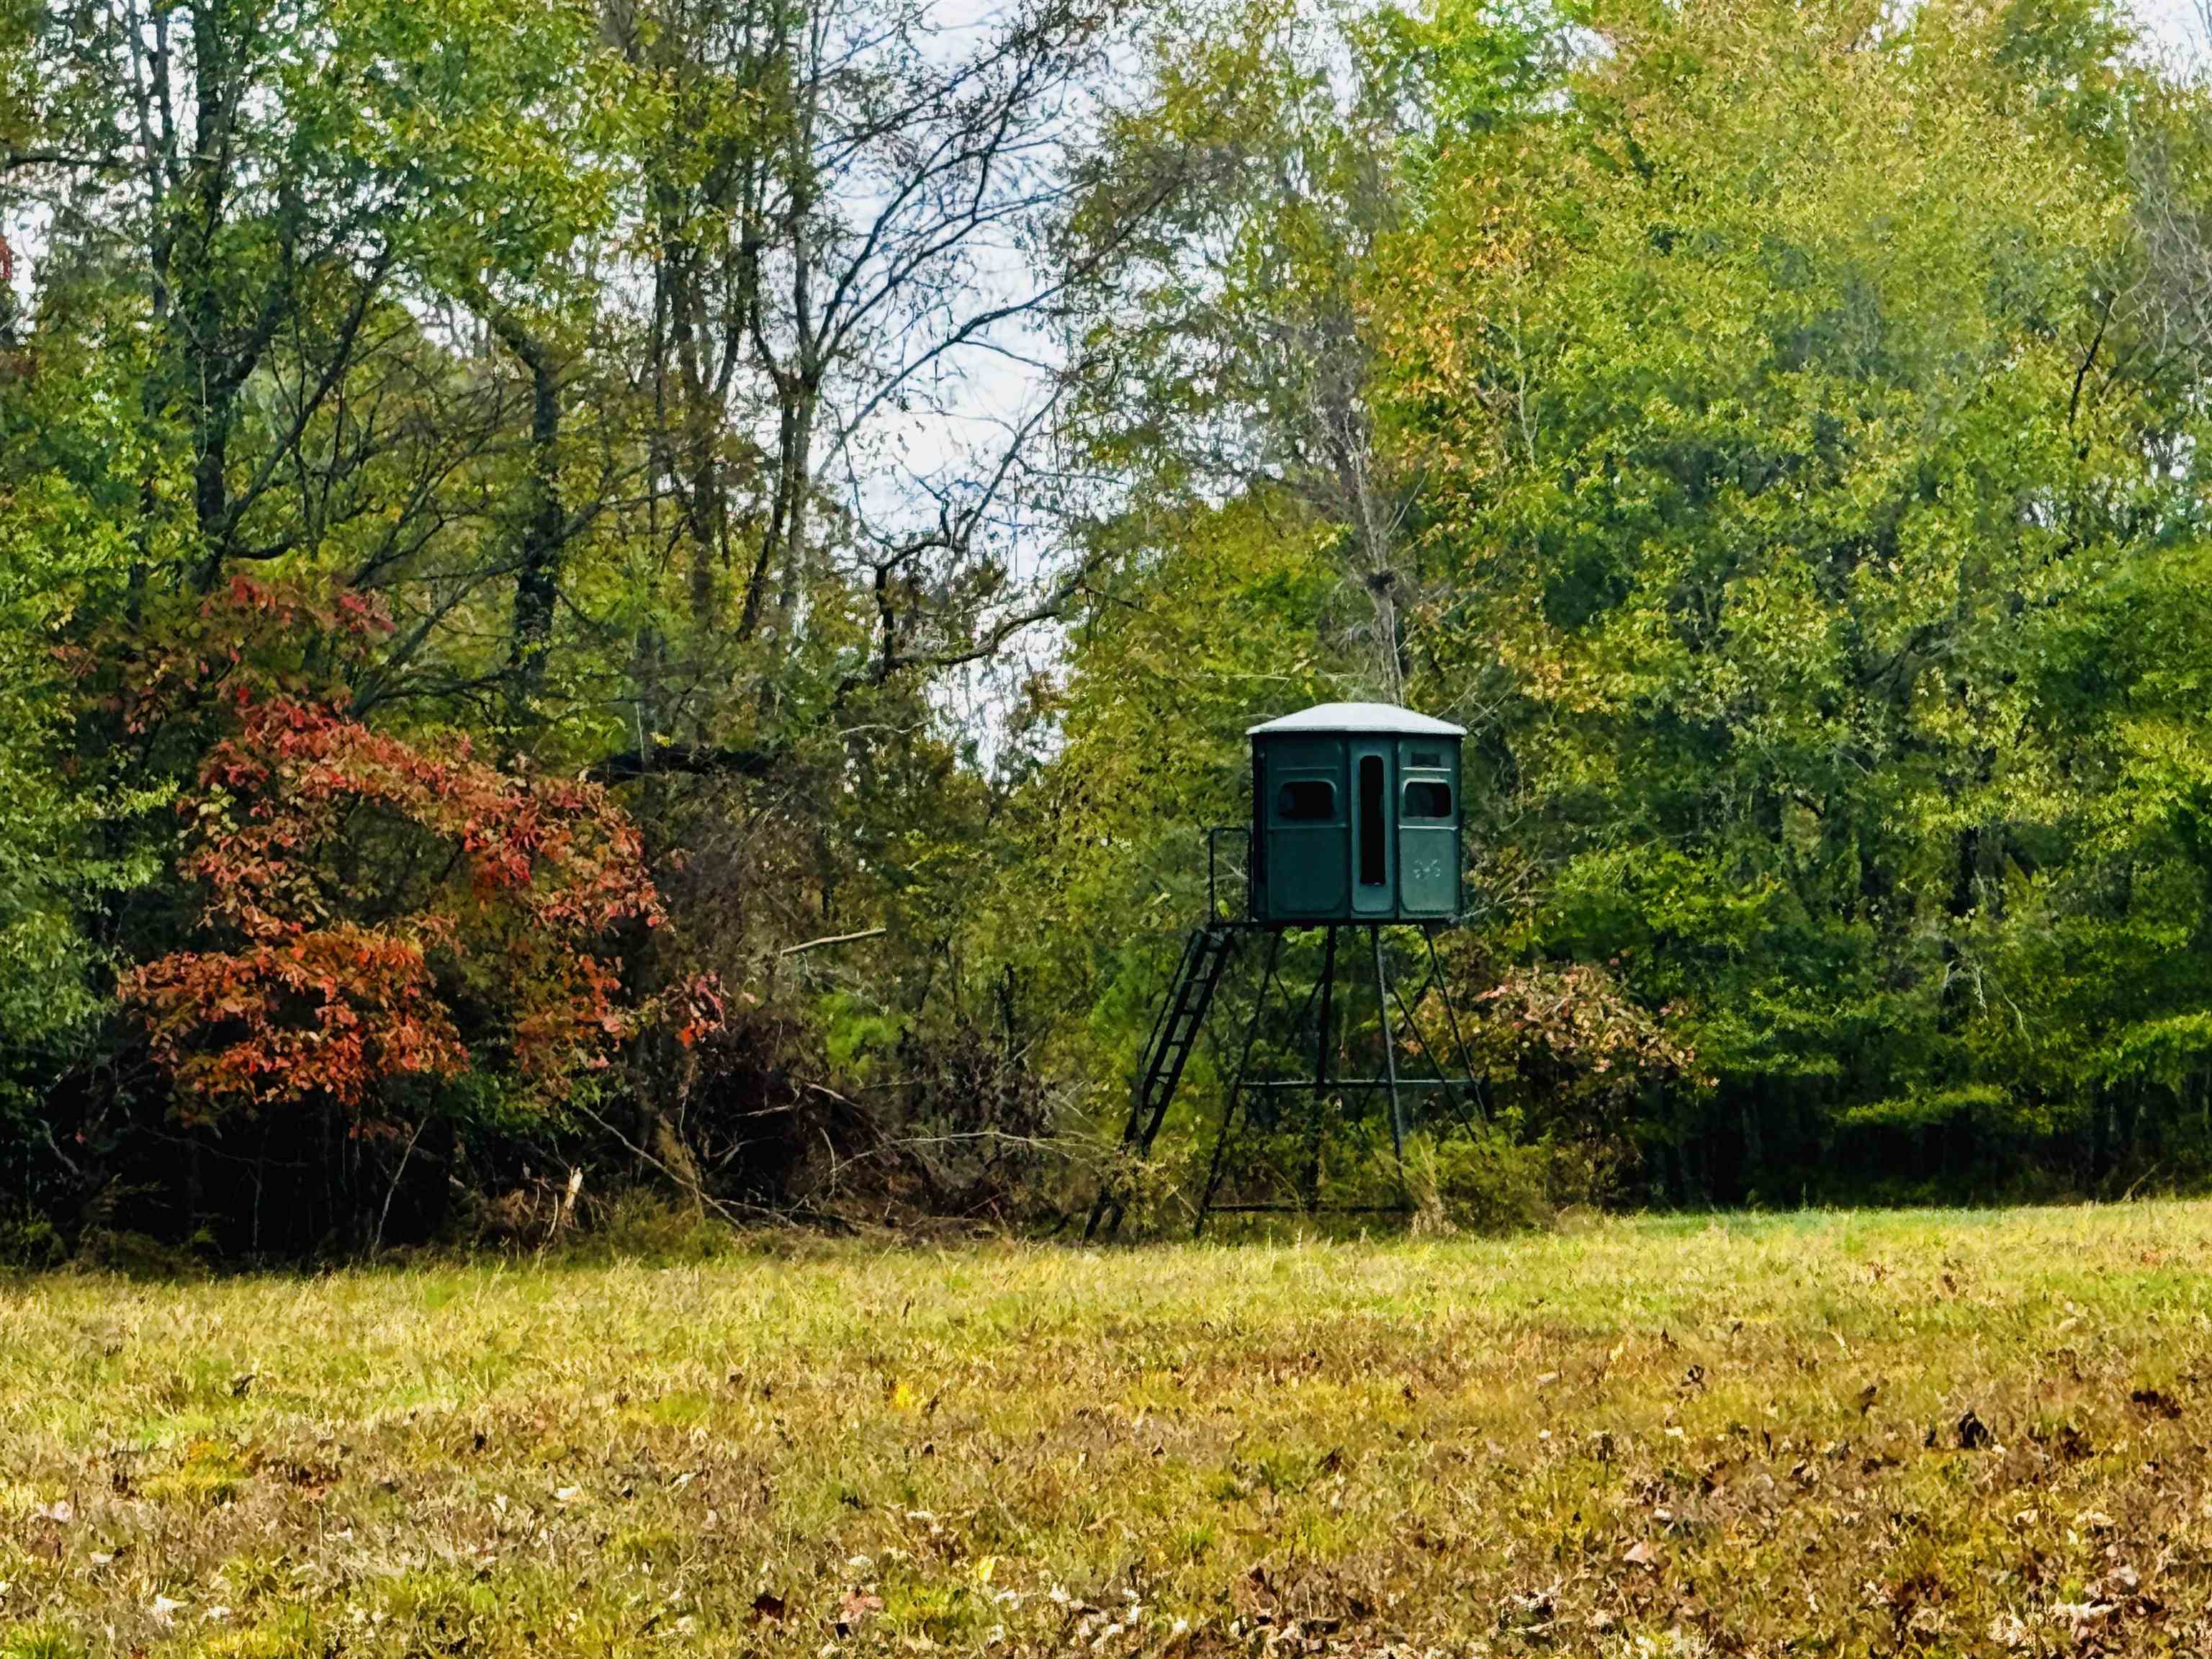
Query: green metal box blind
1246,703,1464,927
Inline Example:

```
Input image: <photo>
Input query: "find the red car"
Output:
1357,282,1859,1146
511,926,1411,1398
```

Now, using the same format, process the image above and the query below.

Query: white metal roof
1246,701,1466,737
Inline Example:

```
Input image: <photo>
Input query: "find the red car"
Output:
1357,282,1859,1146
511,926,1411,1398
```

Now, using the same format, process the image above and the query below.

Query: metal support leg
1423,925,1488,1123
1371,925,1407,1203
1195,932,1280,1238
1301,926,1338,1213
1386,952,1484,1141
1406,1009,1484,1138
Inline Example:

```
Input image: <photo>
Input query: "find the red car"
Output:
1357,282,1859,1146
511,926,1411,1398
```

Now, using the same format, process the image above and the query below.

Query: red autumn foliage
672,971,727,1051
131,920,469,1120
120,588,663,1127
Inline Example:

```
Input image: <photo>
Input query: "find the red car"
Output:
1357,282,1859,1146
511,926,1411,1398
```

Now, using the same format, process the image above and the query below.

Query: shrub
122,689,660,1129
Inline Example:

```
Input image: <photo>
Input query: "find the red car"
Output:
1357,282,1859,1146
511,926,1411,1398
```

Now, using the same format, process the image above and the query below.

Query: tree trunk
490,313,567,721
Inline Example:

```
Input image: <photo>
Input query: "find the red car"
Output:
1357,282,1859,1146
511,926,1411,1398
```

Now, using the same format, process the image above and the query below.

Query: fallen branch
781,927,887,957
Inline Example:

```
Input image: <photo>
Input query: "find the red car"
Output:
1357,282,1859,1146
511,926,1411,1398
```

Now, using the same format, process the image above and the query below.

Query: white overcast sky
2139,0,2210,58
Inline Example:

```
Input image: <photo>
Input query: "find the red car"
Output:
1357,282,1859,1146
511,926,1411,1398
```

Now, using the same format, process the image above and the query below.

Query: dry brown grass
5,1203,2212,1656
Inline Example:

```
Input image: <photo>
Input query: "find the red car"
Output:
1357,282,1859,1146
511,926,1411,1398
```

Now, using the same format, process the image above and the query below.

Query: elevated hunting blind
1247,702,1464,925
1087,700,1486,1240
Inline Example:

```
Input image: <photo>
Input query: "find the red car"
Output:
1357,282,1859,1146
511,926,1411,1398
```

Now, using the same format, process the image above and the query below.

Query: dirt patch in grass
6,1204,2212,1655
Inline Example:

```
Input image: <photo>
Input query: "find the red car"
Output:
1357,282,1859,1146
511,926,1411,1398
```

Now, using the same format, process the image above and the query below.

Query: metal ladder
1086,923,1239,1239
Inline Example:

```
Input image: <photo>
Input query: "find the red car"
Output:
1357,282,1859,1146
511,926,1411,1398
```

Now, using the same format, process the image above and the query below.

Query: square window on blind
1276,780,1336,822
1410,749,1444,768
1403,780,1454,820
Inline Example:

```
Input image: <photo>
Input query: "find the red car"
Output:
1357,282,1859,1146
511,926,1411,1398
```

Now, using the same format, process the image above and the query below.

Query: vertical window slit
1359,755,1385,887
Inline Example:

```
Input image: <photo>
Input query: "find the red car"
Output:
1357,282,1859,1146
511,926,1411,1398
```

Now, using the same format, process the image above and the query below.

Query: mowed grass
5,1208,2212,1657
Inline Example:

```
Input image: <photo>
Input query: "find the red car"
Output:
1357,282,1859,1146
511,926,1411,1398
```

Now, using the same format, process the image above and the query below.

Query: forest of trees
5,0,2212,1257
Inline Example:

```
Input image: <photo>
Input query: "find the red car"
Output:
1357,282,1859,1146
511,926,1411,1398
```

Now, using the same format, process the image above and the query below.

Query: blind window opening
1358,756,1386,886
1403,780,1453,821
1276,780,1336,822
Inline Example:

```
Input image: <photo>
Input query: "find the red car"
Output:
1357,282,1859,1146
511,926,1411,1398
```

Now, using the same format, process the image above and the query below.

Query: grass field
6,1205,2212,1657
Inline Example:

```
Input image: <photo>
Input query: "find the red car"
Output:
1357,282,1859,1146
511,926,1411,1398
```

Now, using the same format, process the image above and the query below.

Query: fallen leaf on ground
835,1588,884,1633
